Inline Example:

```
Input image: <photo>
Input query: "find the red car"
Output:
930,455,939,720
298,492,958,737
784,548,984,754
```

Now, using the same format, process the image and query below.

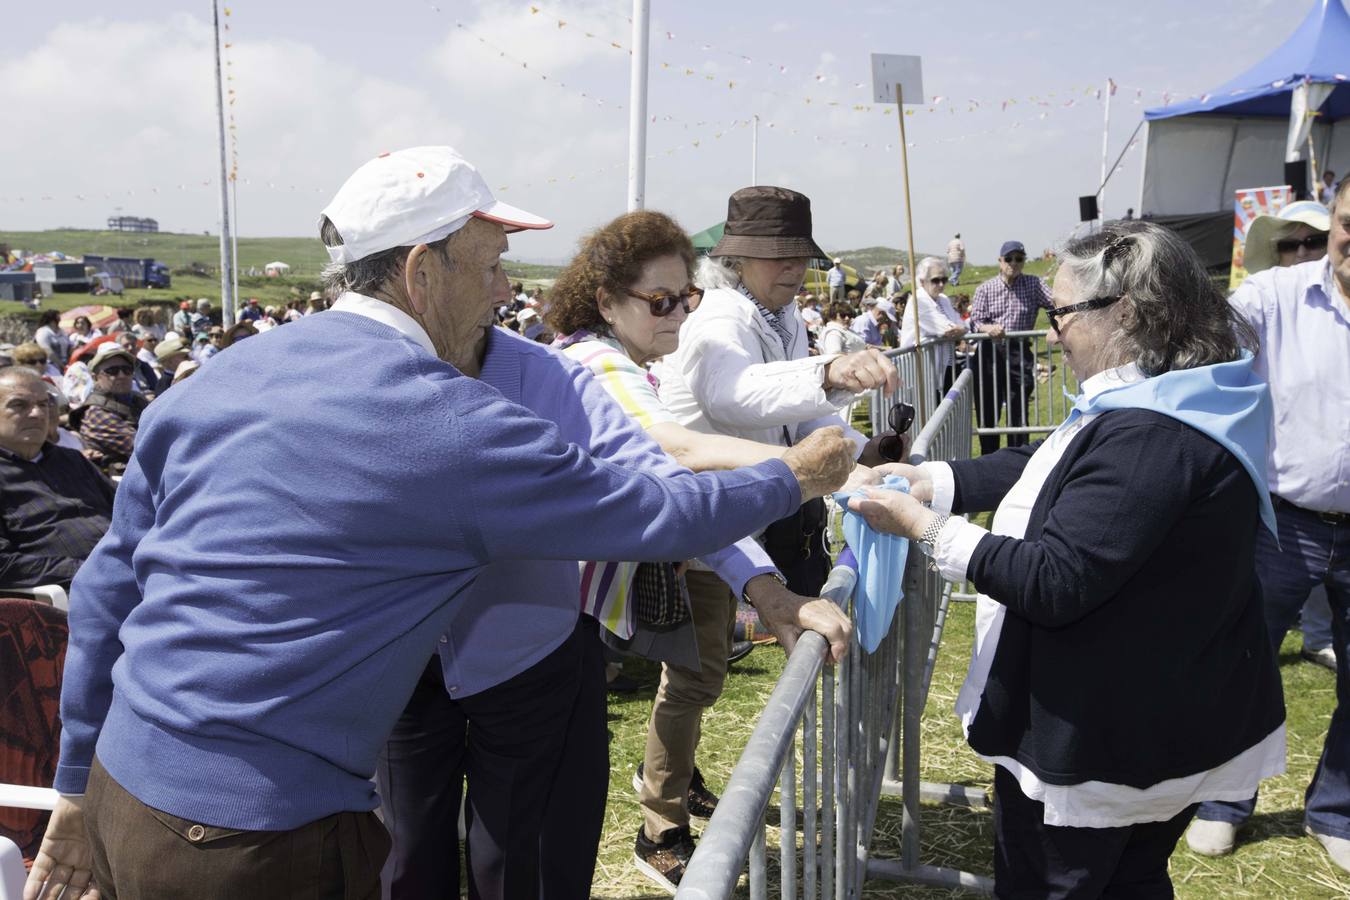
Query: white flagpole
626,0,650,211
211,0,236,325
1099,78,1112,222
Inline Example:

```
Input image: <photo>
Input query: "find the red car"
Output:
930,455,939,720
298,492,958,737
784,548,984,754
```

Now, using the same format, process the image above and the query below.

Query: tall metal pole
896,83,926,407
626,0,651,211
1099,78,1112,222
211,0,236,326
751,114,759,185
231,177,239,318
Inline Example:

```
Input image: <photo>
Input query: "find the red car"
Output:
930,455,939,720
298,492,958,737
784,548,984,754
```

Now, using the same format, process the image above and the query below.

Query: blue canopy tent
1139,0,1350,216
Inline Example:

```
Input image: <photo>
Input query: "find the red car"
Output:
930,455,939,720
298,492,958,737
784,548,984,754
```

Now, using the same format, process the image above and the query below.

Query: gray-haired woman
850,221,1286,897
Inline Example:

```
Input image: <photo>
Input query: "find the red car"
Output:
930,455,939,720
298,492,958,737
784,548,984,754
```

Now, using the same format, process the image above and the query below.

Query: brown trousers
84,757,390,899
639,570,736,838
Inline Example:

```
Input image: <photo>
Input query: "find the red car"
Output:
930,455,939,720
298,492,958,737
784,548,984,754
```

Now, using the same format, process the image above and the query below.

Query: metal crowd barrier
872,331,1078,449
679,370,992,898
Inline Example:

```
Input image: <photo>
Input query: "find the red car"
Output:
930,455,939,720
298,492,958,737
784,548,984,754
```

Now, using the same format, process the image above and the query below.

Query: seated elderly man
73,343,146,471
0,368,114,591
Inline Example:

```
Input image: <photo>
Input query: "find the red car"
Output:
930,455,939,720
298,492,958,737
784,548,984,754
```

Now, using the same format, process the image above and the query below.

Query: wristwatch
918,514,950,554
742,571,788,606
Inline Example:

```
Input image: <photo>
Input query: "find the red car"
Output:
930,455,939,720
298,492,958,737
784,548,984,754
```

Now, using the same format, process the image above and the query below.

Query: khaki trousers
84,757,389,899
639,570,736,838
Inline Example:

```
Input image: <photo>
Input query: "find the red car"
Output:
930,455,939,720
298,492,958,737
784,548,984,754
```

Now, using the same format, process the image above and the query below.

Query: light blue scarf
1068,353,1276,536
833,475,911,653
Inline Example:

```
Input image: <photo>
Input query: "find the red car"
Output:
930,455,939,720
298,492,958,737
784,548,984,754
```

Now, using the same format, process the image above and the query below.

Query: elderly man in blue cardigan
25,147,858,900
849,222,1286,898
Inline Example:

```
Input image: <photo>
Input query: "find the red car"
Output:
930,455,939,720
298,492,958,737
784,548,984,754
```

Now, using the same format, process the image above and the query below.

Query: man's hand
823,349,900,395
781,426,856,500
872,462,933,503
839,464,882,495
744,574,852,663
846,486,938,541
942,324,967,339
25,796,100,900
979,323,1006,338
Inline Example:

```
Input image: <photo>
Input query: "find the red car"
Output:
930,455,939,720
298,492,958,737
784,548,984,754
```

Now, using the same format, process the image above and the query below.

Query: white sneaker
1302,646,1338,671
1307,827,1350,873
1185,818,1238,856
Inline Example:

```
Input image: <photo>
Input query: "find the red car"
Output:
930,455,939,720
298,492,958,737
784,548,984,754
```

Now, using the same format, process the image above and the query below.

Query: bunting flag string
222,5,239,184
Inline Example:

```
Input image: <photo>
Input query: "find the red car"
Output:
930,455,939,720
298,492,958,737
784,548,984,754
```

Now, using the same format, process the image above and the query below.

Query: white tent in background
263,261,291,277
1140,0,1350,216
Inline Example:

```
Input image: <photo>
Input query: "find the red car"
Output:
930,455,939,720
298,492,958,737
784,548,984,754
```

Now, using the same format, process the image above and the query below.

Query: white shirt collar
1080,361,1145,402
329,291,438,358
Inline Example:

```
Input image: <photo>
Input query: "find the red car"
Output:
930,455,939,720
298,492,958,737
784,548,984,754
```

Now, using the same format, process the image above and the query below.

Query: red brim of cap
474,199,553,233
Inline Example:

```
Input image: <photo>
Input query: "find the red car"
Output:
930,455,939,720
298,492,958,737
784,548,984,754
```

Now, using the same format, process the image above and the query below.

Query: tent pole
1099,78,1112,221
626,0,650,211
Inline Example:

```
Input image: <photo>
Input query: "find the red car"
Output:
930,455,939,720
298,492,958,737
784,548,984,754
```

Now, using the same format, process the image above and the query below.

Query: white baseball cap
320,146,552,264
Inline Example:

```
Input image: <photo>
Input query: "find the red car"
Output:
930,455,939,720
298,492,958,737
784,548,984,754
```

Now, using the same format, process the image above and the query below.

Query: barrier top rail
675,562,858,899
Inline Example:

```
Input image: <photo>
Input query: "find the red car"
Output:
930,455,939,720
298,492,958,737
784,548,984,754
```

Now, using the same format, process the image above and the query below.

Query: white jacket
655,286,866,453
898,288,966,371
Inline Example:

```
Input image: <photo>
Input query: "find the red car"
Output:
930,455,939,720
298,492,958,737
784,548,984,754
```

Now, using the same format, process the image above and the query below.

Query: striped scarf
738,283,794,354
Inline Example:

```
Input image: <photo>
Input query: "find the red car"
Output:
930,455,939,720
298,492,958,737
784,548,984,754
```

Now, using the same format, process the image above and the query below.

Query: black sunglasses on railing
1046,294,1123,336
888,401,915,434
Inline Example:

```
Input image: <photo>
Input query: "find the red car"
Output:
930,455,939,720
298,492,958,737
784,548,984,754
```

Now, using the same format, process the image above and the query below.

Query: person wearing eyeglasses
969,239,1054,455
1184,191,1350,873
547,208,861,891
899,257,968,398
74,342,147,472
1241,199,1330,277
1232,199,1336,678
848,221,1286,897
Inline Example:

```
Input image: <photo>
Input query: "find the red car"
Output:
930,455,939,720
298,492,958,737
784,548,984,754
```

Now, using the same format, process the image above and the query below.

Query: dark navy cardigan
949,408,1285,788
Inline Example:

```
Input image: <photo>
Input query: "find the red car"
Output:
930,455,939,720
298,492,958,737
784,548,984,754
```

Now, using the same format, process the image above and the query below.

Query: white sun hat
320,146,552,264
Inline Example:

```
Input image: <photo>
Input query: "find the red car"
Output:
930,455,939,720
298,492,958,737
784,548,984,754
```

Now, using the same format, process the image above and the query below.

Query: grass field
593,607,1347,898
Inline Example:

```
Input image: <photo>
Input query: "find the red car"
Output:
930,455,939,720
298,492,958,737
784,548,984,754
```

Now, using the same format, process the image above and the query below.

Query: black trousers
974,341,1035,456
375,623,584,900
993,766,1197,899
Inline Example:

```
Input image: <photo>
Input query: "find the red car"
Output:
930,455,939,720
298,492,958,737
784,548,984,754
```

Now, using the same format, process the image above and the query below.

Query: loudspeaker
1078,195,1099,222
1285,160,1309,200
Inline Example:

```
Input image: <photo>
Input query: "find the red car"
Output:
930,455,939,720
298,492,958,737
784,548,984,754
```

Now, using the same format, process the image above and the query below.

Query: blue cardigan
952,409,1285,787
440,327,776,696
56,311,801,829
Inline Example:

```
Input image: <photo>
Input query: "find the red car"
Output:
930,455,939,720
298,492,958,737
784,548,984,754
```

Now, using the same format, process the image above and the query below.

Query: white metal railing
678,370,992,898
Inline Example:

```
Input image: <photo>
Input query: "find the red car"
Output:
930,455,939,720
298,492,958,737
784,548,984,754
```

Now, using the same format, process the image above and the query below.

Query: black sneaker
687,767,720,819
727,639,755,665
632,763,721,819
634,826,696,893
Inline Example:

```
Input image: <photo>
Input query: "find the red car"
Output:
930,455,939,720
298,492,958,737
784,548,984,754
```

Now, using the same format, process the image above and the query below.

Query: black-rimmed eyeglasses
1046,295,1123,336
627,286,702,317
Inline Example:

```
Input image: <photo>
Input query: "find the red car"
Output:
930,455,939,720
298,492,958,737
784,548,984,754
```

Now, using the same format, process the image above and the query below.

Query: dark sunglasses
1002,255,1027,264
926,276,949,286
1046,295,1123,335
97,364,134,377
627,286,702,317
888,401,915,434
1275,233,1327,254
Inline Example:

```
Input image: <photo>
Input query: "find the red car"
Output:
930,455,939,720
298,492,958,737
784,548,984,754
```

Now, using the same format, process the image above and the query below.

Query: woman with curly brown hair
547,209,862,891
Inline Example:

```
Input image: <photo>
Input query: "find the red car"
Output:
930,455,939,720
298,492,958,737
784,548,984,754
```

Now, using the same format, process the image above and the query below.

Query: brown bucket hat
709,186,828,260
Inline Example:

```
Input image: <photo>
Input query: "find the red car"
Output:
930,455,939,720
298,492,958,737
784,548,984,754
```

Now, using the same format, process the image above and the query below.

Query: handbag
631,562,691,628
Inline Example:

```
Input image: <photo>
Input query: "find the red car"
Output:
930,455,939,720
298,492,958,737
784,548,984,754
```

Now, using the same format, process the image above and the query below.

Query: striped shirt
558,332,675,636
970,273,1053,331
0,444,115,589
740,284,795,353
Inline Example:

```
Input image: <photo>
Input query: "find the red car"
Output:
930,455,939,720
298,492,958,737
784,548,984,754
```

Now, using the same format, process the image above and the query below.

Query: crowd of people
4,142,1346,900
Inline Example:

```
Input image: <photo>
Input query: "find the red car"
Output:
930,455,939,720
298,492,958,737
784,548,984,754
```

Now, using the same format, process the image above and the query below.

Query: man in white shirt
946,233,967,285
1185,180,1350,872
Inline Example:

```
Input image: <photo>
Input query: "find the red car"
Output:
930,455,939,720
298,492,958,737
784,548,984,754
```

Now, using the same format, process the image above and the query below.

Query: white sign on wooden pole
870,54,923,106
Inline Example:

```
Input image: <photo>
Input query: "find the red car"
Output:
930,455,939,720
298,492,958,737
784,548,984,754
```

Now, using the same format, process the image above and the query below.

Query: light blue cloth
834,475,911,653
1067,353,1277,536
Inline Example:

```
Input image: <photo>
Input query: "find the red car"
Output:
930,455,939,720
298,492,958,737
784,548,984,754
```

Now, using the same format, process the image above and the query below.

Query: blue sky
2,0,1297,263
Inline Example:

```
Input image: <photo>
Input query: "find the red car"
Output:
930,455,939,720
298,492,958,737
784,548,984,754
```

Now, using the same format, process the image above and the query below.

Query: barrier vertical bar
804,692,818,900
781,736,797,900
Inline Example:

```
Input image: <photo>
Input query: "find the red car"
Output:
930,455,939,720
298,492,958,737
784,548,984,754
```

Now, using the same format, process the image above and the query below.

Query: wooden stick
897,82,927,411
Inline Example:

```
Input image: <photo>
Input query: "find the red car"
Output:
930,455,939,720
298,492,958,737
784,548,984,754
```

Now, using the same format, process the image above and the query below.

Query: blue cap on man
999,240,1026,259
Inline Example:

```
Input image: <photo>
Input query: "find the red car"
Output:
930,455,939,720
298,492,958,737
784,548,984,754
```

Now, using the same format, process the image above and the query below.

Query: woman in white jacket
899,256,969,397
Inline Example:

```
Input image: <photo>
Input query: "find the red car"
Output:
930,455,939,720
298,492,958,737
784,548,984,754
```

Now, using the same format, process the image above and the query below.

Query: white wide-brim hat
1244,200,1330,275
320,146,552,264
